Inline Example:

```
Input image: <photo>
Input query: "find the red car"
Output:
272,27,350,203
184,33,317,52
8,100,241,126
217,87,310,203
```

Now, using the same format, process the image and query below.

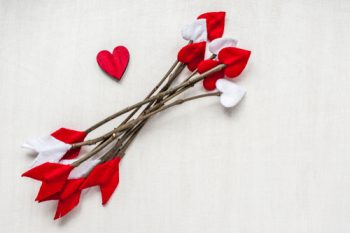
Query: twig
72,133,118,166
85,60,180,133
71,64,225,149
106,91,221,136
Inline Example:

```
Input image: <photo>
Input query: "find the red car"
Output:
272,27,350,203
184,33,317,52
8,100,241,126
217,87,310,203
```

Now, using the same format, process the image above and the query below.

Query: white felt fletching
61,159,101,179
60,159,78,165
22,135,71,167
216,79,246,108
181,19,207,42
209,38,238,55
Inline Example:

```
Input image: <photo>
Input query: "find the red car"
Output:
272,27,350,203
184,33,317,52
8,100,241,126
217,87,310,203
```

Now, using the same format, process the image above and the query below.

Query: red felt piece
177,42,206,71
51,128,87,160
81,157,121,204
96,46,129,81
51,128,86,144
61,148,82,160
60,178,85,200
35,179,67,202
54,190,82,220
198,59,224,91
37,191,61,202
22,162,68,181
197,12,226,41
100,165,120,205
81,160,115,189
38,178,84,203
218,47,251,78
22,162,73,202
43,164,73,182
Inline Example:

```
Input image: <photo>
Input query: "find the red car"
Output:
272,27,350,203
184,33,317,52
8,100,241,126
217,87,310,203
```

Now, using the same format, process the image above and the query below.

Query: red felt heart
197,12,226,41
177,42,206,71
218,47,251,78
96,46,129,81
198,59,224,91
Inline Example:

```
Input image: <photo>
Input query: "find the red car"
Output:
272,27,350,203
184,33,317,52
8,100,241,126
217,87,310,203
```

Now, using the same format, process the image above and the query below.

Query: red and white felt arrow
22,128,86,167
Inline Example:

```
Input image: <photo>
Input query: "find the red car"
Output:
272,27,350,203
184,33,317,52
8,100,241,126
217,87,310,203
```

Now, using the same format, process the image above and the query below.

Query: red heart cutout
197,12,226,41
177,42,206,71
96,46,129,81
198,59,224,91
218,47,251,78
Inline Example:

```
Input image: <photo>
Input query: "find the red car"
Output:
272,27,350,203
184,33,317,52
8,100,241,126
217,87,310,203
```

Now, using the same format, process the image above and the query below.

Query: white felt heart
209,38,238,55
216,79,246,108
181,19,207,42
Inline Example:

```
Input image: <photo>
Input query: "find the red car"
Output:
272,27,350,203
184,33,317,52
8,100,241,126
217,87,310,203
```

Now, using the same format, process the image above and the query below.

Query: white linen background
0,0,350,232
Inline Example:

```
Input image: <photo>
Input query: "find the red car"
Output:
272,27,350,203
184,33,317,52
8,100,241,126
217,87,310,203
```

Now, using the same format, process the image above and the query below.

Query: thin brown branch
84,60,180,133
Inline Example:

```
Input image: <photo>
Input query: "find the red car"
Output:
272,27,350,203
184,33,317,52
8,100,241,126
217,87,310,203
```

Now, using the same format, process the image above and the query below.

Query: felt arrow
51,128,87,160
22,128,86,167
34,160,99,202
22,162,73,201
35,180,67,202
54,178,85,220
81,157,121,205
54,190,82,220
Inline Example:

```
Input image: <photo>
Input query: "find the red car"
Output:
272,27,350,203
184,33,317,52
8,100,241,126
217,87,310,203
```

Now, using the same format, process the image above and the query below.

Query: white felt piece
22,135,69,153
22,135,71,167
181,19,207,42
209,38,238,55
216,79,246,108
30,149,69,167
60,159,78,165
65,159,101,179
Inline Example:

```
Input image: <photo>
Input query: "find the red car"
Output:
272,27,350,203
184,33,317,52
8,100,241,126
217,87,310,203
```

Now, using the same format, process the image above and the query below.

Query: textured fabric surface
1,0,350,232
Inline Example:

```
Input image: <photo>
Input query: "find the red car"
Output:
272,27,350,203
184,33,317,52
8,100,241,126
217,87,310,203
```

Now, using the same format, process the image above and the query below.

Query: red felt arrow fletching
22,162,74,202
51,128,87,160
54,190,82,220
81,157,121,205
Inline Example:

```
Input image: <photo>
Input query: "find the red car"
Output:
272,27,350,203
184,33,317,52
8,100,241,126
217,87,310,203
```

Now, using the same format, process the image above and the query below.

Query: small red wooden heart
96,46,129,81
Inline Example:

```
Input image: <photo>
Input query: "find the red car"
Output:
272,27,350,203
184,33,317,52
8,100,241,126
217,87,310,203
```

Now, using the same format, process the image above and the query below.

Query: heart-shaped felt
197,12,226,41
216,79,246,108
181,19,207,42
177,41,206,71
96,46,129,81
197,59,224,91
218,47,251,78
209,38,238,55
